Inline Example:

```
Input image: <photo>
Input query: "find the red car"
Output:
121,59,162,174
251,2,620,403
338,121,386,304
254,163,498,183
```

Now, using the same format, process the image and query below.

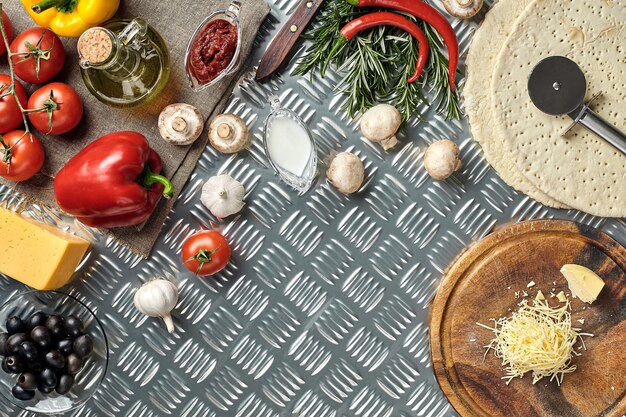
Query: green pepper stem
139,165,174,199
345,0,359,5
31,0,72,14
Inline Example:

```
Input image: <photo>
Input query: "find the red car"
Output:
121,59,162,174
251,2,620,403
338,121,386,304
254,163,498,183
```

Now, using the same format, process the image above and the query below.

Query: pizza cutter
528,56,626,155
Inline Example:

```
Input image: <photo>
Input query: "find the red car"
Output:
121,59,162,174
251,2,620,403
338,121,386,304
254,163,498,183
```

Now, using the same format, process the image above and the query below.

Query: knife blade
255,0,325,82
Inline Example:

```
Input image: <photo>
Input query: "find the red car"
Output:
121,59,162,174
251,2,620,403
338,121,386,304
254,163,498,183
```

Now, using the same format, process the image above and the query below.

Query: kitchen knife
255,0,325,82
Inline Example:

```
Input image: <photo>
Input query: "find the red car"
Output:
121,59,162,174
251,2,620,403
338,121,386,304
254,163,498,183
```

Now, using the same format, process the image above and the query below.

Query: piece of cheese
560,264,605,304
0,207,90,290
556,291,567,303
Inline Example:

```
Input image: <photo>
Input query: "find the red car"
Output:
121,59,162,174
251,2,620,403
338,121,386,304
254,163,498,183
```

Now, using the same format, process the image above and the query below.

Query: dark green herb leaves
294,0,461,123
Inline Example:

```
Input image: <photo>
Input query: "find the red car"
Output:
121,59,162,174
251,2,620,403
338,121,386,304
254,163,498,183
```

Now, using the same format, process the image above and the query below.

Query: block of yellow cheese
0,207,91,290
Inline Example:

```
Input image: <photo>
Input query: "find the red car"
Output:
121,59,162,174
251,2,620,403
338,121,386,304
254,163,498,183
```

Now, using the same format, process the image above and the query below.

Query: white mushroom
423,139,462,180
208,114,249,154
360,104,402,150
158,103,204,146
326,152,365,195
201,174,245,218
441,0,483,19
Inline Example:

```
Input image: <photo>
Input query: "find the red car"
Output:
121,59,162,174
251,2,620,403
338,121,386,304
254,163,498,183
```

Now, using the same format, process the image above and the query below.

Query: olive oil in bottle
77,18,170,108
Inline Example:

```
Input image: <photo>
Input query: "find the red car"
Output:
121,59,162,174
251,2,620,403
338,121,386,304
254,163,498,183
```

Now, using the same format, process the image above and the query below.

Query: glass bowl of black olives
0,291,109,414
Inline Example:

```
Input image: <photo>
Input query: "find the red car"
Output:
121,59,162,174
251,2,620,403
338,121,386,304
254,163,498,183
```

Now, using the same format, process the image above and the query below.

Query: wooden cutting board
430,220,626,417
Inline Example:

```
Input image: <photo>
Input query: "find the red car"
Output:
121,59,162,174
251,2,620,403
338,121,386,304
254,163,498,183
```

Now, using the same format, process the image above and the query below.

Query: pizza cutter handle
578,110,626,156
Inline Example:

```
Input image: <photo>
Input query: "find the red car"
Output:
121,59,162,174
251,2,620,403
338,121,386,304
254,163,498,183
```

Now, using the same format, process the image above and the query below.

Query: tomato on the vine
182,230,231,276
0,11,13,56
0,130,45,182
0,74,27,134
10,27,65,84
28,83,84,135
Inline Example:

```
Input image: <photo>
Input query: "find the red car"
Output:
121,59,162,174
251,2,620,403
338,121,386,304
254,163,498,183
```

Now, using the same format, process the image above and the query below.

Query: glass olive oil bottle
77,18,170,108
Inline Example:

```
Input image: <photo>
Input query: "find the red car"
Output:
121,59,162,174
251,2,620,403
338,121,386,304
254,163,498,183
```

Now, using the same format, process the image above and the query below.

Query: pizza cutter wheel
528,56,626,156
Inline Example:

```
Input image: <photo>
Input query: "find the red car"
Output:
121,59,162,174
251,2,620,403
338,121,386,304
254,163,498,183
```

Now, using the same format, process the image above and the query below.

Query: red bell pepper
54,131,174,228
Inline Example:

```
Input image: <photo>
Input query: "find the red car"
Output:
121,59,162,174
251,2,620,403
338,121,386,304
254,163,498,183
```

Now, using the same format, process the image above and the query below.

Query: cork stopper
78,28,114,66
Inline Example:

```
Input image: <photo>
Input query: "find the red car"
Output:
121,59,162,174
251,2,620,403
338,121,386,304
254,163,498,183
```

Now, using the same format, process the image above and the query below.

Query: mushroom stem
217,123,232,139
171,116,188,133
457,0,473,6
161,314,175,334
219,189,227,198
381,136,400,150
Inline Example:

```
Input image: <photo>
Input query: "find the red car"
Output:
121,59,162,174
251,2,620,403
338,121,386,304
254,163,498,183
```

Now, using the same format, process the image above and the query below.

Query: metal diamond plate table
1,1,625,416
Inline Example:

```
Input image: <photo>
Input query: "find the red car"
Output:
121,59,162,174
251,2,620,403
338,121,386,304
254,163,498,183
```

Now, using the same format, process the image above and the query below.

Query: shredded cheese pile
477,299,591,385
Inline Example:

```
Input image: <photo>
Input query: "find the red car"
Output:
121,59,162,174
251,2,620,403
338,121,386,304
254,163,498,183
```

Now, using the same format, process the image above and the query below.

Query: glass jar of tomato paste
184,1,242,92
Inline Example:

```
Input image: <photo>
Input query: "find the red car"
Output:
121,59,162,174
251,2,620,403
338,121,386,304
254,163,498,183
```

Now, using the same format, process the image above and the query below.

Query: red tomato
10,28,65,84
0,130,45,182
0,11,13,56
0,74,27,134
28,83,84,135
182,230,231,276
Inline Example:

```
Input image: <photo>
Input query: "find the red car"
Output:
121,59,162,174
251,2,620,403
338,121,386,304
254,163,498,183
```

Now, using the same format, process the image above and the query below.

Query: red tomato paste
188,19,238,84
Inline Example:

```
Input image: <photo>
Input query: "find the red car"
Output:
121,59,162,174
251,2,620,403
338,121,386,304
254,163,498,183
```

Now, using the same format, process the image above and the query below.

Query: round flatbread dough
464,0,569,208
491,0,626,217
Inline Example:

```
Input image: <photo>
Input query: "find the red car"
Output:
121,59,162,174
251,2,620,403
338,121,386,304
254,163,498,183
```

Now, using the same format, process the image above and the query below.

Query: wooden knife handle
256,0,325,81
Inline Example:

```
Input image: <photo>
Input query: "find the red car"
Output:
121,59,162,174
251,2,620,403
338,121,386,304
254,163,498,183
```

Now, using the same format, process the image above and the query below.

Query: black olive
6,333,28,355
17,372,37,391
18,341,39,363
65,353,82,375
1,356,11,373
27,358,43,373
45,350,66,369
45,315,65,339
73,334,93,358
27,312,48,330
11,385,35,401
30,326,52,350
6,316,26,335
2,355,25,374
39,368,58,389
55,374,74,395
38,382,54,394
0,333,8,356
57,338,73,355
64,315,84,338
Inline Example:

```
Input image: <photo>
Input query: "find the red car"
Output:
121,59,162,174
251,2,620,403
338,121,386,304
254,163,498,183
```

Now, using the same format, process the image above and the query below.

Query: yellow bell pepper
21,0,120,38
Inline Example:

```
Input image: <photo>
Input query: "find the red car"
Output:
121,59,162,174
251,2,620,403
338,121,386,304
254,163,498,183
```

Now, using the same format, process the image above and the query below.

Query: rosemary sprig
294,0,460,123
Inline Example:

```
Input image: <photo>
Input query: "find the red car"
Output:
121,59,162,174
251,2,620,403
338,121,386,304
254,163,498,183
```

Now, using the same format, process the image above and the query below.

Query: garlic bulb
201,174,245,218
133,278,179,333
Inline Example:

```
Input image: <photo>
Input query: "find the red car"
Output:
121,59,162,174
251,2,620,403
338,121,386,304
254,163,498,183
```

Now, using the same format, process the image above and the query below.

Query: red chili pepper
54,131,174,228
326,12,429,84
347,0,459,90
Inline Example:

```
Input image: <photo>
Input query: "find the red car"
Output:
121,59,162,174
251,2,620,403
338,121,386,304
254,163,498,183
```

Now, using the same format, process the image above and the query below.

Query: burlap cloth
0,0,270,258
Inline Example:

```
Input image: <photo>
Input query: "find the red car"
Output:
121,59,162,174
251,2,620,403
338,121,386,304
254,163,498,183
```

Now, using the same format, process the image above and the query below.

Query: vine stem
0,3,32,140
